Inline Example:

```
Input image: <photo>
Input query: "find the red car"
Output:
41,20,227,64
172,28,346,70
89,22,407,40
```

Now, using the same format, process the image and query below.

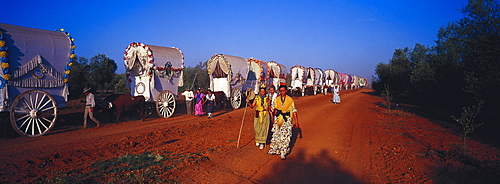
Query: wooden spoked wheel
230,88,242,109
156,90,176,118
10,89,57,137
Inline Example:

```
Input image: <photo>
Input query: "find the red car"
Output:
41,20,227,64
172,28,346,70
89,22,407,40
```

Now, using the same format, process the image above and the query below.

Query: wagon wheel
230,88,242,109
156,90,176,118
10,89,57,137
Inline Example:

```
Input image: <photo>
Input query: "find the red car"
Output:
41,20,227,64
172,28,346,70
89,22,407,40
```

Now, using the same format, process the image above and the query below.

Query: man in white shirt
83,87,101,128
182,89,194,116
205,89,216,118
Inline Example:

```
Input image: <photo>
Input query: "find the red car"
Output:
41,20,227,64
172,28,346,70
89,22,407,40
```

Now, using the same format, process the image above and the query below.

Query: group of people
182,88,216,118
82,83,334,160
247,84,300,160
182,84,301,160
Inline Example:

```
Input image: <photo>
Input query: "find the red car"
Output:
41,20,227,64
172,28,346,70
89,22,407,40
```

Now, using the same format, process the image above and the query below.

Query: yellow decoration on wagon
71,45,76,49
65,70,71,74
0,51,7,57
1,62,8,69
63,78,69,83
68,62,73,66
3,74,10,80
70,54,76,59
0,40,5,47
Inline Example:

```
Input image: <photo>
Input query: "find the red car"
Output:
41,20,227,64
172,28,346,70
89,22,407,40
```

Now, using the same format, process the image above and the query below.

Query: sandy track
1,88,499,183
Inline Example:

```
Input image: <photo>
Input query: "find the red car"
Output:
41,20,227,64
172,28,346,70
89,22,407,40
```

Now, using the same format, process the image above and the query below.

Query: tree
68,56,90,99
88,54,117,93
409,43,437,95
373,48,413,94
179,61,210,92
113,73,129,94
460,0,500,102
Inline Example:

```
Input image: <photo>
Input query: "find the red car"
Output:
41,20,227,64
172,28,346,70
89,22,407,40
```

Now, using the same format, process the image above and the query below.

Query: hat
259,84,266,90
245,87,255,100
83,87,91,93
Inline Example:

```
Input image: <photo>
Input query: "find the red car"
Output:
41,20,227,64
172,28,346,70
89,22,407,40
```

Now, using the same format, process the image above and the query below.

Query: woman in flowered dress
194,89,205,116
268,85,300,159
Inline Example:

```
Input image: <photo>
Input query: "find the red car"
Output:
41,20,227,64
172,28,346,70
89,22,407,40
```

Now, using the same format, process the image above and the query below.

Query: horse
107,94,146,122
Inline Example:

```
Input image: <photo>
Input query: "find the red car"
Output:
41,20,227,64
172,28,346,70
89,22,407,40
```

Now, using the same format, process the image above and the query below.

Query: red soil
0,88,498,183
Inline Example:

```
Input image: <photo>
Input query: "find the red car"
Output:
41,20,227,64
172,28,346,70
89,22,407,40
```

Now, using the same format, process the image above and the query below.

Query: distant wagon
290,65,306,96
303,67,316,95
313,68,324,95
324,69,339,94
246,58,268,94
267,61,287,88
0,23,75,137
207,54,249,109
359,77,368,88
123,42,184,118
351,75,360,90
338,72,354,90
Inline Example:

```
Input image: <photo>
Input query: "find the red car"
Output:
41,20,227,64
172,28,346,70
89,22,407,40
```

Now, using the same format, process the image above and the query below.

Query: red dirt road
1,89,499,183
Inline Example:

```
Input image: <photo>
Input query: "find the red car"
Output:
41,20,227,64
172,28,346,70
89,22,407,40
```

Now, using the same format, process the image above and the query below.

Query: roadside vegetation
372,0,499,146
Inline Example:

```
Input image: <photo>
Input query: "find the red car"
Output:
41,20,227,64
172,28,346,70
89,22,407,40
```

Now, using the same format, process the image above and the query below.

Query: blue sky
2,0,468,80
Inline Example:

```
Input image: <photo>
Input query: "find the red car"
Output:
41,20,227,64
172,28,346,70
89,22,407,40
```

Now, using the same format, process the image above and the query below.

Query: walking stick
236,80,255,149
236,99,248,149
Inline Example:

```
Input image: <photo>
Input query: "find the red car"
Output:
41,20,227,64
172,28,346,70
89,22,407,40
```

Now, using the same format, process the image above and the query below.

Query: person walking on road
268,85,300,159
83,87,101,128
333,84,341,104
268,85,278,124
248,84,271,150
205,89,216,118
182,89,194,115
194,88,205,116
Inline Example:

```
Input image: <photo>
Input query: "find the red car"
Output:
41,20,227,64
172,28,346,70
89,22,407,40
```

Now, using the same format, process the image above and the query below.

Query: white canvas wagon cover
324,69,338,86
0,23,74,111
290,65,306,89
207,54,249,97
267,61,287,87
313,68,324,86
124,42,184,101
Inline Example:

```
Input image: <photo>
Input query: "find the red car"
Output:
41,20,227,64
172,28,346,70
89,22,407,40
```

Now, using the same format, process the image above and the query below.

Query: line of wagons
0,23,367,137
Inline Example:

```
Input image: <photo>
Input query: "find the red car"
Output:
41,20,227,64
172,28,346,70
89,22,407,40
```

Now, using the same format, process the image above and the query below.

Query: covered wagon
0,23,75,137
290,65,306,96
207,54,249,109
359,77,368,88
313,68,324,95
338,72,354,90
351,75,360,90
267,61,287,88
324,69,339,94
246,58,267,94
303,67,316,95
124,42,184,118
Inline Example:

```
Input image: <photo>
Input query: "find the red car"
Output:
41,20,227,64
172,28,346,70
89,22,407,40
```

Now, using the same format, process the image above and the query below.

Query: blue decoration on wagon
0,23,75,137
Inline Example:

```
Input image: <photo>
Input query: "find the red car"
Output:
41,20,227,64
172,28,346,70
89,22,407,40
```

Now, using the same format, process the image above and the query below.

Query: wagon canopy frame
0,23,75,137
207,53,249,109
290,65,306,90
123,42,184,118
246,58,268,94
324,69,338,87
267,61,287,88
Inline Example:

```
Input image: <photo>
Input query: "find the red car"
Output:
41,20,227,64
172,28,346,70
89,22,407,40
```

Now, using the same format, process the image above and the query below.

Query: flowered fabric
268,95,296,155
268,116,293,155
194,92,204,115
